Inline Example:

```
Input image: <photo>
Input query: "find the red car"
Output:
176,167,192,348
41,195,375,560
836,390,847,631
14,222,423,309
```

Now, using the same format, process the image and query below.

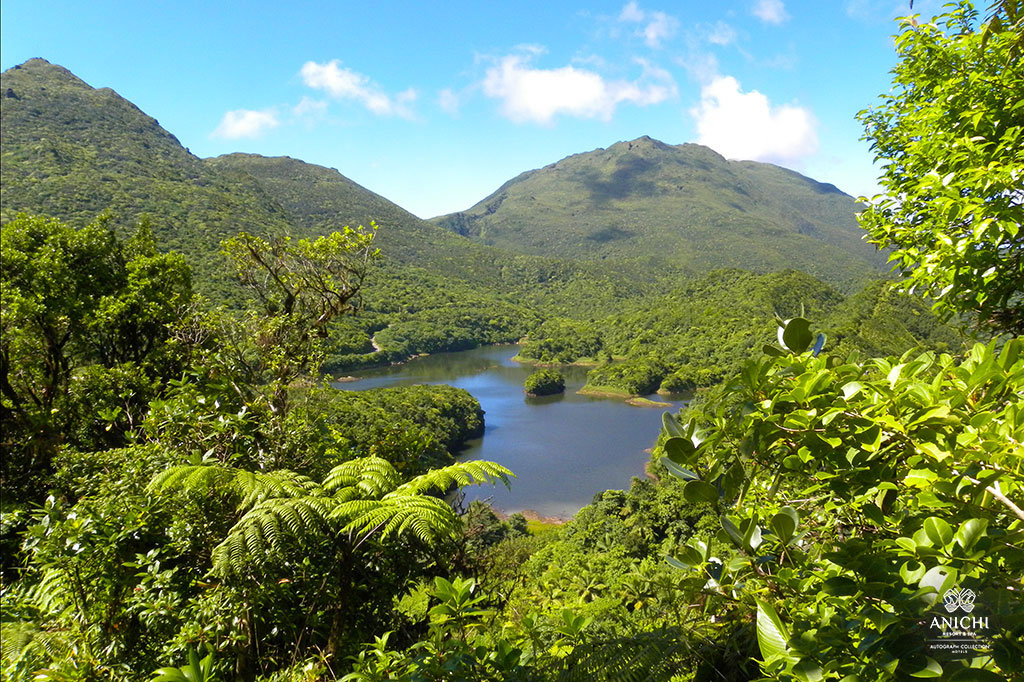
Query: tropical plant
659,316,1024,679
151,647,218,682
148,456,512,578
219,226,378,414
857,0,1024,334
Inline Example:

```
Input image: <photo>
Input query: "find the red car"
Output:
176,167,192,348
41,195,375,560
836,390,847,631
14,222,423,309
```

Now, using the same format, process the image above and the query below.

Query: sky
1,0,947,219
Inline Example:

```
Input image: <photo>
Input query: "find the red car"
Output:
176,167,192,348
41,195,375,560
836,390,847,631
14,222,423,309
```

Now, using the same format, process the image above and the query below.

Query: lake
334,345,688,519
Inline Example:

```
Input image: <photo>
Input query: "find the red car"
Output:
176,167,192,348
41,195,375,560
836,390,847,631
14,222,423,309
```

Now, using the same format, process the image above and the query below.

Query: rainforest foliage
2,2,1022,681
524,370,566,397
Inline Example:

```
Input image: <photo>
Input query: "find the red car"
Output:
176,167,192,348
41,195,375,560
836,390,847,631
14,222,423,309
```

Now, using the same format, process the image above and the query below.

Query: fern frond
210,497,336,577
147,464,236,495
27,569,75,617
0,621,72,662
150,465,322,513
554,627,694,682
236,469,323,509
323,457,400,499
394,460,513,496
334,496,458,544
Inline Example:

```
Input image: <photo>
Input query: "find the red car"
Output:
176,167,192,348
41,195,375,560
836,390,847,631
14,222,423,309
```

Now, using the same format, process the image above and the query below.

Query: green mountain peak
431,135,882,289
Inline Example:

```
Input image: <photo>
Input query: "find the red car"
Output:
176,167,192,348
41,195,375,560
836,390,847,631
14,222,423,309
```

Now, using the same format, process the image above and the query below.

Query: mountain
0,60,521,297
432,136,885,289
0,59,296,287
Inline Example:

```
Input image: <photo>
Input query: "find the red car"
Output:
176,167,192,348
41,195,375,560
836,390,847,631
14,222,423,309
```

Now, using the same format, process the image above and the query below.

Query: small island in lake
524,369,565,397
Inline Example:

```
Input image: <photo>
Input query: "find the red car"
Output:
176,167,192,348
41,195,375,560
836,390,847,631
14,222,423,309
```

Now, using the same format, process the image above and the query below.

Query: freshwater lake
334,345,688,518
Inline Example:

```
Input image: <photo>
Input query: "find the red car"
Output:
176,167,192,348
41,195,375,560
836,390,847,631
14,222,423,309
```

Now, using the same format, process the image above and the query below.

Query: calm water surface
335,346,688,518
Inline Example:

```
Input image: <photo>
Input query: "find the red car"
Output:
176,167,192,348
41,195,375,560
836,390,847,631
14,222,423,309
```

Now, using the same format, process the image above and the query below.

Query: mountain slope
432,136,884,289
0,59,658,326
0,59,293,287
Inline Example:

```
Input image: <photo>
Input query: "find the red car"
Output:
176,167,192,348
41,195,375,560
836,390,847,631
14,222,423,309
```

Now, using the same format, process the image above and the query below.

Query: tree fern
210,496,337,576
148,456,513,578
333,495,460,544
149,465,322,513
393,459,512,496
322,456,401,499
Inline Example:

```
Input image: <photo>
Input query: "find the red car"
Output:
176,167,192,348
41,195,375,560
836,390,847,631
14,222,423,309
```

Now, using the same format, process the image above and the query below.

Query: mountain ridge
432,135,883,289
2,59,883,298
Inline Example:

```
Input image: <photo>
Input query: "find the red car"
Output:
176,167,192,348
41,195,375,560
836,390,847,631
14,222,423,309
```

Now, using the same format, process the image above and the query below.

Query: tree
523,369,565,397
148,456,511,665
1,214,191,496
218,226,378,414
856,1,1023,334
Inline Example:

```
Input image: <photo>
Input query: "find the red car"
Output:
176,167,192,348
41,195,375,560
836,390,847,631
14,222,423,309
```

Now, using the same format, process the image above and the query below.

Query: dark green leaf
683,480,718,504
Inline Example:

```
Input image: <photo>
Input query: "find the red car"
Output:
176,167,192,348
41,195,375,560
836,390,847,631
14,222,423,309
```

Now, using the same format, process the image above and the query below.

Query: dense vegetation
2,2,1021,680
431,137,885,290
524,370,566,397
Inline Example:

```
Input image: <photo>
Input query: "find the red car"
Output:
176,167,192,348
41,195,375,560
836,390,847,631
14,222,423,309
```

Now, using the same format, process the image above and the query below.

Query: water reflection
334,346,689,518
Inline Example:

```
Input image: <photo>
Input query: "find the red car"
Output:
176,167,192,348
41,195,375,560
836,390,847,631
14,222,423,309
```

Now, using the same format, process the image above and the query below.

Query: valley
2,13,1019,678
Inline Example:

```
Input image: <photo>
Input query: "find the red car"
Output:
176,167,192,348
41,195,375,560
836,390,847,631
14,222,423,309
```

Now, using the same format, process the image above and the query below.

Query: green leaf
742,518,763,552
899,560,926,585
721,516,745,549
841,381,864,400
666,545,703,570
895,537,918,554
822,576,859,596
923,517,953,548
794,660,824,682
662,412,685,438
779,317,813,353
954,518,988,551
661,458,699,481
683,480,719,504
770,506,799,544
918,565,957,606
664,436,696,464
755,598,790,662
908,657,943,678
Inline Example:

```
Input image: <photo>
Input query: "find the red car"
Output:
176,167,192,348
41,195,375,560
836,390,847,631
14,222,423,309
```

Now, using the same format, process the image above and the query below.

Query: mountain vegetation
2,2,1020,679
432,137,885,290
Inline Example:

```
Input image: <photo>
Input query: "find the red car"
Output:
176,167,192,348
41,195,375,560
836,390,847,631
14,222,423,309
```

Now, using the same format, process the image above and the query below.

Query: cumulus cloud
300,60,416,118
482,52,677,125
705,21,737,46
211,108,279,139
618,2,680,47
752,0,789,24
690,75,817,163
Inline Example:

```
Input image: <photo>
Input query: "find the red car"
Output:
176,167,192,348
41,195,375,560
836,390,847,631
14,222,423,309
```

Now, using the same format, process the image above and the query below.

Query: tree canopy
857,1,1023,334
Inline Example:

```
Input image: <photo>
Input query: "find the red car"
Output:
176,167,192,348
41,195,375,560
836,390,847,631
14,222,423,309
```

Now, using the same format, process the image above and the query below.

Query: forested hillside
2,3,1020,678
432,136,884,290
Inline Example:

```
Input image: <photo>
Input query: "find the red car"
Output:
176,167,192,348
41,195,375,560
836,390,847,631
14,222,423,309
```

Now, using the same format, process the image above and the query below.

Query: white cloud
211,108,279,139
706,21,737,46
438,88,460,115
293,96,327,117
690,75,817,164
300,60,416,118
482,52,676,125
619,1,645,22
618,2,679,48
752,0,789,24
676,50,720,85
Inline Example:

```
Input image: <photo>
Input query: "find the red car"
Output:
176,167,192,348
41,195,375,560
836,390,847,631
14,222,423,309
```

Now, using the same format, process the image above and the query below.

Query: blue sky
1,0,945,218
